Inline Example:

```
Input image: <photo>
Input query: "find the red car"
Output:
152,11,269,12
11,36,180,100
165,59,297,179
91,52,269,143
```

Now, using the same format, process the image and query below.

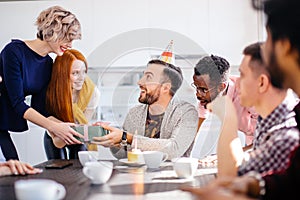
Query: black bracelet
120,131,128,151
122,131,127,141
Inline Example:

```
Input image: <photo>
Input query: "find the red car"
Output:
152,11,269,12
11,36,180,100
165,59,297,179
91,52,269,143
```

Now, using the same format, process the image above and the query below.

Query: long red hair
46,49,88,122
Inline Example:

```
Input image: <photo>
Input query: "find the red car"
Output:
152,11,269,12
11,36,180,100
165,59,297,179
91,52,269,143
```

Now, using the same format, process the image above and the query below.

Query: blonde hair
35,6,81,42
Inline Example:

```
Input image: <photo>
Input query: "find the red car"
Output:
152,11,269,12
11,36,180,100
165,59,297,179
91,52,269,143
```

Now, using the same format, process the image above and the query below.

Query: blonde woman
44,49,100,159
0,6,83,160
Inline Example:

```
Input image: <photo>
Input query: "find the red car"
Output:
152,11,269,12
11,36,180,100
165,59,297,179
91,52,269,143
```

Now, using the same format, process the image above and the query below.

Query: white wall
0,0,263,65
1,0,264,165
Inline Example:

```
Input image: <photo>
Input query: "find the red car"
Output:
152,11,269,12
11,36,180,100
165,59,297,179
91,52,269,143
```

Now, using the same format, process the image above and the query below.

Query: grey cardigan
111,99,198,160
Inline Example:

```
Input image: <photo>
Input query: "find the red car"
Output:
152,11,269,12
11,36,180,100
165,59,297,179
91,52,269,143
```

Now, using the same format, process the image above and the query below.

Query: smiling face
48,39,73,56
137,63,165,105
192,74,219,108
36,6,81,56
70,59,86,91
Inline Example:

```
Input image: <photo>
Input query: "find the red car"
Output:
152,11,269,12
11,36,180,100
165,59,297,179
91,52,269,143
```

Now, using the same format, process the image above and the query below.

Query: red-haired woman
44,49,100,159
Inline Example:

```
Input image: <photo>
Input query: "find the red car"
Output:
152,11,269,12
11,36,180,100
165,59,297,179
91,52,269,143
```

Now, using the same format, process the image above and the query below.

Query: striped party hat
159,40,175,65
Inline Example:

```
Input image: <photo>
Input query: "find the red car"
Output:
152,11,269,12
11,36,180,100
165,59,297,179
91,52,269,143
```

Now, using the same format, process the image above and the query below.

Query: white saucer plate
119,158,145,167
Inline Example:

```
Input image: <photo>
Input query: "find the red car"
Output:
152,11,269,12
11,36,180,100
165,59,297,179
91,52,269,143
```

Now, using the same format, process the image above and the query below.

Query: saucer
119,158,145,167
114,165,146,173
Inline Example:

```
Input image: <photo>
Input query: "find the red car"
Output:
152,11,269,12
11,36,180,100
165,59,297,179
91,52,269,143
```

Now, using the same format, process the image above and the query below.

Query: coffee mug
142,151,168,168
78,151,98,166
172,157,198,178
83,161,113,184
14,179,66,200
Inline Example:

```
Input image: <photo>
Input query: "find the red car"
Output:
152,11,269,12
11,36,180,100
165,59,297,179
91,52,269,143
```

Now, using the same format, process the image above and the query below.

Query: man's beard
138,85,161,105
268,50,285,89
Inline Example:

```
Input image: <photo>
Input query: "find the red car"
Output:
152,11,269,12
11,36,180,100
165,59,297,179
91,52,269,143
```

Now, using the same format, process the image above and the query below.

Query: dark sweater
0,39,52,132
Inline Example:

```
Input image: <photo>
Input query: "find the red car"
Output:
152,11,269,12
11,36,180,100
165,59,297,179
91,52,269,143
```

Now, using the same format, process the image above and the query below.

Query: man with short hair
192,55,257,146
191,55,258,160
182,0,300,199
94,59,198,160
216,42,299,177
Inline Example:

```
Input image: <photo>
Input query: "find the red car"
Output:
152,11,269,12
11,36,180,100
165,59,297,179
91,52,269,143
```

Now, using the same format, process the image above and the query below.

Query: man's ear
217,82,227,93
162,82,171,93
276,38,299,73
276,38,299,62
258,74,270,93
277,38,292,56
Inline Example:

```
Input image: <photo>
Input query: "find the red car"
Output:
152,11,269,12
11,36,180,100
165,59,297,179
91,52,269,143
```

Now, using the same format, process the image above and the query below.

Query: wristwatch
120,131,128,151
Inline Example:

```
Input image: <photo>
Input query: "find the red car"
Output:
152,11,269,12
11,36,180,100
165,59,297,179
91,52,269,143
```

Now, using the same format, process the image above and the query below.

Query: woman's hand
48,122,83,145
0,160,43,177
47,116,83,145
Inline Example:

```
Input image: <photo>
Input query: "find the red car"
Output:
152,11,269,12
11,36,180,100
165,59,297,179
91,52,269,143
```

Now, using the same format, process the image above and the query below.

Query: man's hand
92,124,122,147
181,176,258,200
0,160,43,177
207,96,236,122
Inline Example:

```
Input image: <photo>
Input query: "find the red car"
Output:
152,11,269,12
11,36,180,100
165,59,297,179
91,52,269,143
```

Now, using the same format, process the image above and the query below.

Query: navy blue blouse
0,39,53,132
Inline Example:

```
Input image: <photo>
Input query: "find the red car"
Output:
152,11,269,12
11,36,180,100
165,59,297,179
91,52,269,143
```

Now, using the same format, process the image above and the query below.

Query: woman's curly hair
35,5,81,42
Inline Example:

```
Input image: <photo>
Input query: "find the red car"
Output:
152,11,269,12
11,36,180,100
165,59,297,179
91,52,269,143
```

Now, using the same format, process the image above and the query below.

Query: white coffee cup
78,151,98,166
172,157,198,178
142,151,168,168
83,161,113,184
14,179,66,200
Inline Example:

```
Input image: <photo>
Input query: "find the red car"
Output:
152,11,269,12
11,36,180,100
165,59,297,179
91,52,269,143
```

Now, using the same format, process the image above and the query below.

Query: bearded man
94,59,198,160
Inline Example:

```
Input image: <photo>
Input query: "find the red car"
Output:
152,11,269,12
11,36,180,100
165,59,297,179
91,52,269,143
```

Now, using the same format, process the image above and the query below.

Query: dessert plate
119,158,145,167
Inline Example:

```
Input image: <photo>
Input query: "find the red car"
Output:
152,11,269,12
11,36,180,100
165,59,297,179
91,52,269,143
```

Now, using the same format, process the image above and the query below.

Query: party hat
159,40,175,65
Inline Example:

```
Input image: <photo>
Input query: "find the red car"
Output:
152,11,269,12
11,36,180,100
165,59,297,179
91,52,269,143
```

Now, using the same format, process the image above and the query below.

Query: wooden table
0,159,216,200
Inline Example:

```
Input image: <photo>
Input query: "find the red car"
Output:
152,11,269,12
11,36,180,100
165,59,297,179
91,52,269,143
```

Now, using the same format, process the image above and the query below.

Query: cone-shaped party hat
159,40,175,65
